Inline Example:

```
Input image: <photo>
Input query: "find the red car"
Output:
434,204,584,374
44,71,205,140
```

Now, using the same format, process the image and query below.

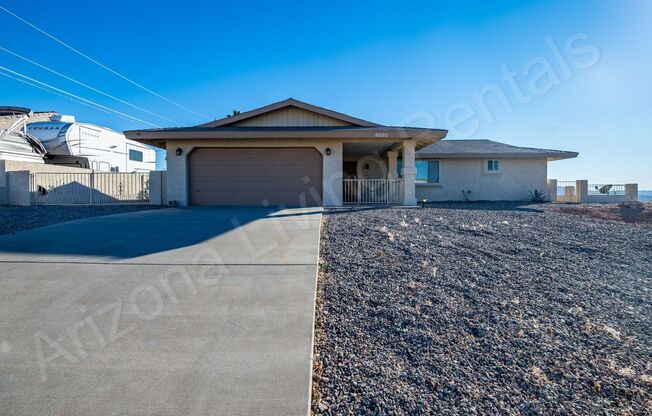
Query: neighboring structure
125,99,578,207
28,114,156,172
414,139,578,201
0,107,48,164
0,109,58,130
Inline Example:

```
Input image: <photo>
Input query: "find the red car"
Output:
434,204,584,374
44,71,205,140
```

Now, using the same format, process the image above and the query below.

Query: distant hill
640,191,652,202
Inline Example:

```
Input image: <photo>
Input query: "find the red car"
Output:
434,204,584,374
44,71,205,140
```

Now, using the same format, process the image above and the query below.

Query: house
414,139,578,201
125,99,577,207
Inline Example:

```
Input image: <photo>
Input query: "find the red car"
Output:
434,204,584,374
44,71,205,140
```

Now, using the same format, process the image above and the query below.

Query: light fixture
421,197,428,208
175,148,183,156
364,163,370,170
325,147,331,156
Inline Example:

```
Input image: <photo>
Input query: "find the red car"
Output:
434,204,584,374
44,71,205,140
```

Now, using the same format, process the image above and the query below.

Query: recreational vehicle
28,115,156,172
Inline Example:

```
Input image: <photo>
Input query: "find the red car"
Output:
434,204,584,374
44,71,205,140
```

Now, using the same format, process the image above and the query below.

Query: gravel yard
313,202,652,415
0,205,165,235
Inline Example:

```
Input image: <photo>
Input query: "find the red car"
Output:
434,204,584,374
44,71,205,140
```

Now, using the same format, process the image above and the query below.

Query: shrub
529,189,546,203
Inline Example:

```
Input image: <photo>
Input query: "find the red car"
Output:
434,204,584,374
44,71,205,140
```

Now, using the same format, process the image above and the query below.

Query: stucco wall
0,160,91,205
164,139,343,206
415,158,548,201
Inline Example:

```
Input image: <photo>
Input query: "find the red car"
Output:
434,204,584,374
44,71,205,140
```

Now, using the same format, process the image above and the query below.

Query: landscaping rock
312,202,652,415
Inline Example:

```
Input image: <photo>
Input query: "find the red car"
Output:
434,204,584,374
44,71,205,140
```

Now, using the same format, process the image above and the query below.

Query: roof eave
417,152,579,160
126,128,446,141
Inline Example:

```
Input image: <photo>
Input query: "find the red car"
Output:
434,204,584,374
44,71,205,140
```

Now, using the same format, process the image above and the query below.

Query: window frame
397,159,440,184
128,149,144,162
485,159,500,173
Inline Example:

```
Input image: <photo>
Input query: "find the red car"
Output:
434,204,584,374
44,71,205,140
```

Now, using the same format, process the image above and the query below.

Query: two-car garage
188,147,323,206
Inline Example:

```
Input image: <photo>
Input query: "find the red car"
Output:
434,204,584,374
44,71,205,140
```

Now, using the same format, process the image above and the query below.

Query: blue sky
1,0,650,187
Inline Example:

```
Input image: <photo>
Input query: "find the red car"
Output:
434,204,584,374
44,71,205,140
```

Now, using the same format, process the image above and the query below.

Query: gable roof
417,139,578,161
125,98,448,148
199,98,380,128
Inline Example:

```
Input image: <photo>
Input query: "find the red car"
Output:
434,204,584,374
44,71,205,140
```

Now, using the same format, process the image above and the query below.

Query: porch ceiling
343,142,395,157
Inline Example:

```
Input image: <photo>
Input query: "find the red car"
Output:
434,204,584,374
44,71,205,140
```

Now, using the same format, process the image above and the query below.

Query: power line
0,45,181,125
0,70,138,123
0,65,162,128
0,5,209,121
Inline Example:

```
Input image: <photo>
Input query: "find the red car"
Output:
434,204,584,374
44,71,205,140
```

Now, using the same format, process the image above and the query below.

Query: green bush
529,189,546,203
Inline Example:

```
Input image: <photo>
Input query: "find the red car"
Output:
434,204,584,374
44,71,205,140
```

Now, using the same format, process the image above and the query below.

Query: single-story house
414,139,577,202
125,99,577,207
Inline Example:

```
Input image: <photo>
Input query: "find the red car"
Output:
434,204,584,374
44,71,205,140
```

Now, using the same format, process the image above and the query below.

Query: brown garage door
188,147,323,206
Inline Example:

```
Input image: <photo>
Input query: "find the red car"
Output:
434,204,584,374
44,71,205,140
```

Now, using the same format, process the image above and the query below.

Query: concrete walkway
0,207,322,415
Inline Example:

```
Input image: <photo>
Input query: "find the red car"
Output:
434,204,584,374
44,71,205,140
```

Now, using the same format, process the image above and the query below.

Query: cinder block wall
0,160,90,205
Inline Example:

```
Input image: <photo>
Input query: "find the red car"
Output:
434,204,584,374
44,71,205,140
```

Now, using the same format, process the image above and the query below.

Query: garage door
188,147,323,206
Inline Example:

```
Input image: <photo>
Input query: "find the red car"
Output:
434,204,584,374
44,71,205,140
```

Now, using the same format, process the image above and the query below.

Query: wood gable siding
230,106,353,127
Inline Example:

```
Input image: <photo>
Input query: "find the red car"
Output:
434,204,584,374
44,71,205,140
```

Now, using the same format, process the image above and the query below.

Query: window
111,166,119,172
487,160,500,172
397,160,440,183
129,149,143,162
426,160,439,183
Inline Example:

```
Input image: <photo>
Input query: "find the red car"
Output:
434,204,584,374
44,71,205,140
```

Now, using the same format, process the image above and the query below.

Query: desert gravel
0,205,165,235
312,202,652,415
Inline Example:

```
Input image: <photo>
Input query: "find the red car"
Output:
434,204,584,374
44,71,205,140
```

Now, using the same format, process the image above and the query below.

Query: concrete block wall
6,171,30,206
1,160,91,205
148,171,167,205
625,184,638,201
546,179,557,202
2,160,163,206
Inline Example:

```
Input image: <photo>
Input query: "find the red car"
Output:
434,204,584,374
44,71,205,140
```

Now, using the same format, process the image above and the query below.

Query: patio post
387,151,398,179
401,141,417,206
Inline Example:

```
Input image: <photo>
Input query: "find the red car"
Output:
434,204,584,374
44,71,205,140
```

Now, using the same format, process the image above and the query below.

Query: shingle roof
417,139,578,161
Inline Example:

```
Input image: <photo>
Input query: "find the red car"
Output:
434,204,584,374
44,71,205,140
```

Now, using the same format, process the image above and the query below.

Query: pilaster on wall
576,180,588,203
148,171,165,205
7,171,30,206
401,141,417,206
547,179,558,202
625,184,638,201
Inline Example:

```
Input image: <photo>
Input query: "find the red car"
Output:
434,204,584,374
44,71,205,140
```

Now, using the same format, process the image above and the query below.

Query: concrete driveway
0,207,322,415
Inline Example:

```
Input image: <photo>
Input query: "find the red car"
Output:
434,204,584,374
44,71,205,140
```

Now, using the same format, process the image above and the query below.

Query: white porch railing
343,178,402,205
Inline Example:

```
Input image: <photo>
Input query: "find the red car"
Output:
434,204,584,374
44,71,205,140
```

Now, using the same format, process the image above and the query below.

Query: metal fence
588,183,625,196
30,172,149,205
343,178,402,204
556,180,578,203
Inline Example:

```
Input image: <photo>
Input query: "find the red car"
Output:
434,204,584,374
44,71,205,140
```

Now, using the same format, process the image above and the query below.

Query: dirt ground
550,202,652,225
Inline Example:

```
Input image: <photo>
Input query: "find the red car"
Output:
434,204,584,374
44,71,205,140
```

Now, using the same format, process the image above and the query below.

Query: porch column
387,151,398,179
401,140,417,206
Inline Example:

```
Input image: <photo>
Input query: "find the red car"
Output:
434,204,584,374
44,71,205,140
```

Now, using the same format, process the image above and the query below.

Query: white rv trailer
27,115,156,172
0,107,47,163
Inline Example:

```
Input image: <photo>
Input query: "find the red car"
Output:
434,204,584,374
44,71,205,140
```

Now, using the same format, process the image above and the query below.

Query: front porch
340,140,418,206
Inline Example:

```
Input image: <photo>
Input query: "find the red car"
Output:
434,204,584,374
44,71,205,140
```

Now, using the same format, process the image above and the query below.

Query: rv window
129,149,143,162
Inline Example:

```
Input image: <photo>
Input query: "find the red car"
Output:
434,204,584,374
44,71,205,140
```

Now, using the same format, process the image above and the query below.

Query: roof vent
50,114,75,123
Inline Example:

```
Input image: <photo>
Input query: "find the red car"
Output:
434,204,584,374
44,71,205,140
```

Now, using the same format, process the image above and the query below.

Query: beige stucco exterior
165,139,345,207
415,158,548,201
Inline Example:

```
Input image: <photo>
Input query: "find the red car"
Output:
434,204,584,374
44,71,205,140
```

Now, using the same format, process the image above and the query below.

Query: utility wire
0,5,209,121
0,45,181,125
0,65,162,128
0,69,137,123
